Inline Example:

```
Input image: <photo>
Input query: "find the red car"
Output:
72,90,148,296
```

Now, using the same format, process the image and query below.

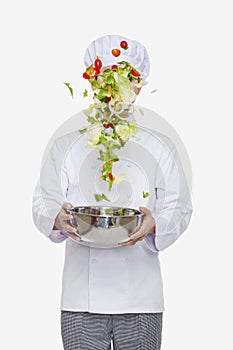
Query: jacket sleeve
32,138,69,243
152,143,193,251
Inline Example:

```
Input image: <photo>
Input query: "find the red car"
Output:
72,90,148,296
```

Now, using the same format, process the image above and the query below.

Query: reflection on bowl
66,206,144,248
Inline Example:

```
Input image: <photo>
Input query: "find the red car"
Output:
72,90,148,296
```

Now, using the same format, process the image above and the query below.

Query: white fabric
84,34,150,79
32,124,193,313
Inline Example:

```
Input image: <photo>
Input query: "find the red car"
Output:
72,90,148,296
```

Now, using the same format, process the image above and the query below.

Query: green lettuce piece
83,89,88,98
143,191,150,198
114,74,136,103
79,128,87,134
105,208,113,215
104,75,115,85
83,107,93,117
98,150,119,163
64,82,74,98
117,208,123,215
97,88,108,101
94,193,111,202
87,116,96,124
91,80,100,89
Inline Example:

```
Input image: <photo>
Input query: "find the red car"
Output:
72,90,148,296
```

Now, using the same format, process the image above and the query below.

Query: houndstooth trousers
61,310,163,350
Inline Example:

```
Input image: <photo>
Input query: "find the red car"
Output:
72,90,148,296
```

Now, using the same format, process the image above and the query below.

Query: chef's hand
53,202,82,242
119,207,155,247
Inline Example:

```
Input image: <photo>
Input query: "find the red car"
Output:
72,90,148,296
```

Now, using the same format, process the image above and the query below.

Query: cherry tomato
108,173,114,180
109,123,114,128
111,65,118,70
103,123,109,128
94,58,102,70
131,69,141,77
105,96,111,103
120,40,128,50
83,72,90,79
95,67,100,75
111,49,121,57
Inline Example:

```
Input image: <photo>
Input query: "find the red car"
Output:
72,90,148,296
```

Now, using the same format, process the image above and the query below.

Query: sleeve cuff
48,228,68,243
143,233,159,253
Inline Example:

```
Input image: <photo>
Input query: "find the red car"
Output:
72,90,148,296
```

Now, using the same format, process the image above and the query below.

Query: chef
32,34,193,350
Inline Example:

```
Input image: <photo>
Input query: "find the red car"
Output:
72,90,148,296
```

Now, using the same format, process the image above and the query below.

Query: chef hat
84,34,150,79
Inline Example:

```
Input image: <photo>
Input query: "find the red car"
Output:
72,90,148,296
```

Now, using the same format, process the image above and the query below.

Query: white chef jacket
32,123,193,314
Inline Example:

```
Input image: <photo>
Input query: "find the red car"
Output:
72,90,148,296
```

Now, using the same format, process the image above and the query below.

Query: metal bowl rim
67,205,145,218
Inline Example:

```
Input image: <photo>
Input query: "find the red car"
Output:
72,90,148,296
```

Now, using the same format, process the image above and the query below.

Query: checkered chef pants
61,310,163,350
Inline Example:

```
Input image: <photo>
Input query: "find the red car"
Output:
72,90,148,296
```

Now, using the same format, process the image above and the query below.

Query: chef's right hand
54,202,82,242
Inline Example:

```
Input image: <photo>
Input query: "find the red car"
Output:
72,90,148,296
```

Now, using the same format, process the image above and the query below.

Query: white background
1,1,232,349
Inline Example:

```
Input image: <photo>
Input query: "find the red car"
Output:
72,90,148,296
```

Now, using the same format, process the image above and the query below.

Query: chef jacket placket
88,247,97,310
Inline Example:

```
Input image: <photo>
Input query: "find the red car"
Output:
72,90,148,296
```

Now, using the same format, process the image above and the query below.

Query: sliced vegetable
95,67,100,75
91,79,99,89
120,40,128,50
105,208,113,215
131,69,141,77
79,128,87,134
94,58,102,70
105,96,111,103
107,85,112,97
89,66,96,76
143,191,150,198
80,56,148,195
94,193,111,202
83,89,88,98
83,72,90,79
64,82,74,98
117,208,123,215
111,48,121,57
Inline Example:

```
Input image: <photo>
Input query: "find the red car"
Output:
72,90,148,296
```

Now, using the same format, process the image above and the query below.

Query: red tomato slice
111,49,121,57
83,72,90,79
131,69,141,77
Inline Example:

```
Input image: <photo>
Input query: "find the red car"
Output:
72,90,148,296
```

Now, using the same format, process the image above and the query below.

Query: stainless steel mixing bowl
66,206,144,248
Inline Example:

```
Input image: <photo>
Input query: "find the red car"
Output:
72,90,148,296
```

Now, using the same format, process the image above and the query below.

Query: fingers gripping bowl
66,206,144,248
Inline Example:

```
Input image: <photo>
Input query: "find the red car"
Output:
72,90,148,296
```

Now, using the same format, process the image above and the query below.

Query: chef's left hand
119,207,156,247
